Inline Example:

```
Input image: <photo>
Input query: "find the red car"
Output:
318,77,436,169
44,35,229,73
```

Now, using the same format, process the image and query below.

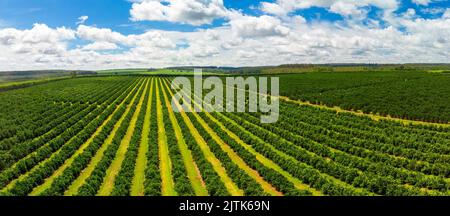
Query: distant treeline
0,70,97,92
261,64,450,74
163,64,450,75
0,70,96,77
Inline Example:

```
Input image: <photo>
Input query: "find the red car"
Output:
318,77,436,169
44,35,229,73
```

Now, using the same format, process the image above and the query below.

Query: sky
0,0,449,71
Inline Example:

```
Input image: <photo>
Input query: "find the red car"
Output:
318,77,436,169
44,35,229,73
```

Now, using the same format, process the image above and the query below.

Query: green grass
219,110,372,195
2,73,450,197
96,69,150,74
162,79,243,196
427,70,450,73
97,69,220,76
155,79,177,196
160,79,209,196
0,76,70,90
130,79,155,196
64,80,145,195
207,111,323,196
164,78,320,196
166,80,281,196
276,71,450,123
28,80,140,196
97,79,149,196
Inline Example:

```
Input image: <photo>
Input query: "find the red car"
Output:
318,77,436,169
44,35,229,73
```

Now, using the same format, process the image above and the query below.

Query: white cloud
260,0,399,17
130,0,229,26
76,25,177,49
0,28,20,45
329,2,364,17
403,8,417,19
412,0,434,6
76,25,128,44
228,13,290,38
189,44,220,58
237,50,257,58
259,2,288,17
76,16,89,25
128,31,177,48
1,1,450,71
420,7,444,16
0,23,74,46
444,9,450,19
82,42,118,51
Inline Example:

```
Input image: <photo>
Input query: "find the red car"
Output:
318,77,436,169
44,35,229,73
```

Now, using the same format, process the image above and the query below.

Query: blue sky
1,0,261,33
0,0,449,70
2,0,448,33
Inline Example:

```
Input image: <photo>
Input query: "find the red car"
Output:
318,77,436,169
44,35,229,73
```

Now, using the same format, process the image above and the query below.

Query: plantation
278,71,450,123
0,74,449,196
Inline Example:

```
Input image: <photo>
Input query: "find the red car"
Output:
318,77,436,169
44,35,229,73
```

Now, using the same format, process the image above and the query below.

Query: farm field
0,75,449,196
0,77,70,92
97,69,219,76
278,71,450,123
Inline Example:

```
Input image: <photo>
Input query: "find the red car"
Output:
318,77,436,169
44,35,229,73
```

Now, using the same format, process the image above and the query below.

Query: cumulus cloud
76,25,177,49
128,31,177,48
130,0,229,26
82,41,118,51
228,13,290,38
76,25,128,44
329,2,364,17
0,23,74,46
1,1,450,70
260,0,398,17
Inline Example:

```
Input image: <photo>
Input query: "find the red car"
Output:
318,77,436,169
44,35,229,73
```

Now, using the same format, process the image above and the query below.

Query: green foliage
144,82,161,196
77,81,146,196
0,75,449,197
173,112,230,196
40,79,142,195
187,112,267,196
277,72,450,123
111,81,149,196
1,78,139,195
199,112,311,196
160,86,195,196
